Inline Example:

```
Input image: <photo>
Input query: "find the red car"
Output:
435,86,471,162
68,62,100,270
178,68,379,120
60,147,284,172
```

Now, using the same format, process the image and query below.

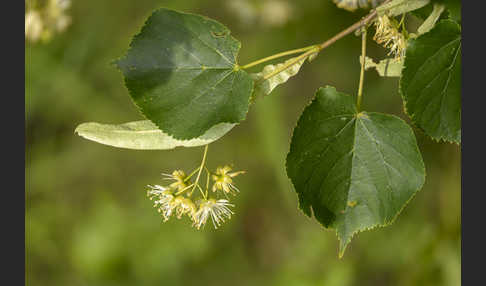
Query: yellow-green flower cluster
212,166,246,196
147,166,244,229
25,0,72,43
373,15,407,60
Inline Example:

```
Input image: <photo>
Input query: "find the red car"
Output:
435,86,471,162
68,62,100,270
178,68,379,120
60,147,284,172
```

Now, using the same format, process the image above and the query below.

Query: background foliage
26,0,461,285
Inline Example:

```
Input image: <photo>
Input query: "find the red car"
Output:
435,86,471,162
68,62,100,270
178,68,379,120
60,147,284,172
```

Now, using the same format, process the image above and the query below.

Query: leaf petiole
261,47,320,81
357,27,367,112
240,45,319,70
242,0,394,84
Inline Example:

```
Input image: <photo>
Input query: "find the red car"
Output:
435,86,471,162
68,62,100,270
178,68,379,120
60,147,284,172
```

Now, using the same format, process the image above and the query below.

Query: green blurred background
25,0,461,285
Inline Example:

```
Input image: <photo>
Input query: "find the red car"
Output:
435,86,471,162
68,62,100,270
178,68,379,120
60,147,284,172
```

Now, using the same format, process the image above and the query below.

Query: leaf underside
116,8,253,140
416,3,445,35
361,56,403,77
75,121,235,150
250,55,307,100
400,20,461,144
376,0,430,17
286,86,425,257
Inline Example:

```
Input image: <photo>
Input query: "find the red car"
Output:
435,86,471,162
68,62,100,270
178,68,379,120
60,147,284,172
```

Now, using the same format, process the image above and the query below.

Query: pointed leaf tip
116,8,253,140
286,87,425,257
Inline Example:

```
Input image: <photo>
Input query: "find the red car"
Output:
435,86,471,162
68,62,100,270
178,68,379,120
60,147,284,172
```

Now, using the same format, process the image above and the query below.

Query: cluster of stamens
373,15,407,60
147,165,245,230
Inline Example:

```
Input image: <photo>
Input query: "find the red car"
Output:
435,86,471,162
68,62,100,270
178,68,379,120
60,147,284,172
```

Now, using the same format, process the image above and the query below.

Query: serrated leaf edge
285,87,426,258
336,112,426,258
399,19,461,145
113,7,254,140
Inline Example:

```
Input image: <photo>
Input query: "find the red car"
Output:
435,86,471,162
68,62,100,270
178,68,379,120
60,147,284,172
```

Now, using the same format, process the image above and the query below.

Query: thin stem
190,144,209,197
260,5,382,83
175,183,195,196
205,167,210,198
398,13,406,29
316,7,378,52
242,0,392,83
197,185,206,199
261,46,319,81
240,45,318,70
357,28,367,112
184,167,201,182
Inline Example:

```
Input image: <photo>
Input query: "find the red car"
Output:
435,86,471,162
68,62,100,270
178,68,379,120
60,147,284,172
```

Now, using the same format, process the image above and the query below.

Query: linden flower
373,15,407,60
212,166,245,196
25,11,44,42
147,185,176,221
163,170,190,191
148,185,197,221
172,196,197,220
147,184,168,197
193,199,234,229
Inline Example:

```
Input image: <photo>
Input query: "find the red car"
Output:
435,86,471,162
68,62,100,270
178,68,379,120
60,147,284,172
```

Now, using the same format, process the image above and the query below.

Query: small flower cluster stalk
373,14,407,60
146,145,245,229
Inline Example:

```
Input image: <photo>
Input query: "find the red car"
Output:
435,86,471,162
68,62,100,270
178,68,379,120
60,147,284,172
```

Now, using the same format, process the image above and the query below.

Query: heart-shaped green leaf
400,20,461,143
115,8,253,140
286,86,425,257
75,120,235,150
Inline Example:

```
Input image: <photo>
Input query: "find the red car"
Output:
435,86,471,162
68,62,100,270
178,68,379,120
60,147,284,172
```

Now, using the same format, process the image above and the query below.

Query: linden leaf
286,86,425,257
75,121,235,150
400,20,461,143
417,3,445,35
332,0,380,12
411,2,434,20
376,0,430,17
443,0,461,22
250,55,307,100
115,8,253,140
360,56,403,77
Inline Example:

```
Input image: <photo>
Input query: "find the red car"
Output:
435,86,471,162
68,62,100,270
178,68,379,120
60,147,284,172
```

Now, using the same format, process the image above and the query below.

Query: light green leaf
75,120,235,150
250,55,307,100
115,8,253,140
411,1,433,20
377,0,430,17
332,0,380,12
417,3,445,35
443,0,461,22
360,56,403,77
286,86,425,257
400,20,461,143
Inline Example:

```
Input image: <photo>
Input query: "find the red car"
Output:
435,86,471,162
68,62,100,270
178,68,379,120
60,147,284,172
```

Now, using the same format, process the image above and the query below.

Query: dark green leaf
75,121,234,150
400,20,461,143
115,8,253,140
286,86,425,257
